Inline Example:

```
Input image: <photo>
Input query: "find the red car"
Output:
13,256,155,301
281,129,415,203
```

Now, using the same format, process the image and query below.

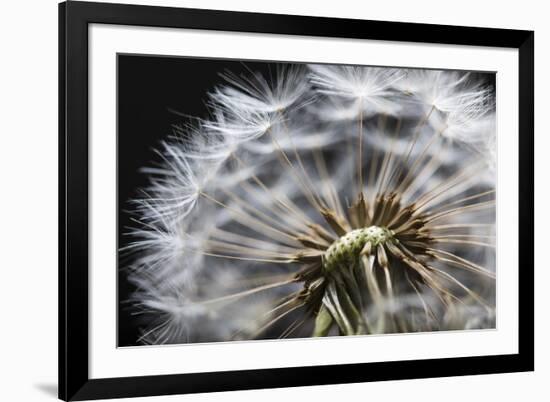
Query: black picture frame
59,1,534,400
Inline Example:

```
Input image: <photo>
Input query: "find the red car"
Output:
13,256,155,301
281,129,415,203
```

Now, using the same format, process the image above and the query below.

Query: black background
117,54,278,346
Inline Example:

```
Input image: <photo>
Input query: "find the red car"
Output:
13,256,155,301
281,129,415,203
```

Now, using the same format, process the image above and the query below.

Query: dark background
117,54,278,346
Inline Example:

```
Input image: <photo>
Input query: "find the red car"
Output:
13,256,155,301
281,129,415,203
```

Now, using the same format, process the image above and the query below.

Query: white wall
0,0,545,401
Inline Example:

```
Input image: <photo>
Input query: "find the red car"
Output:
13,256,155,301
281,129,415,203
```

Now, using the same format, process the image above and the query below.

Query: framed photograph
59,1,534,400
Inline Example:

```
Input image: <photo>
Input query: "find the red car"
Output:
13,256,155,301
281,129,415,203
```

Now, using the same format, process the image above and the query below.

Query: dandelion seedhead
124,63,496,344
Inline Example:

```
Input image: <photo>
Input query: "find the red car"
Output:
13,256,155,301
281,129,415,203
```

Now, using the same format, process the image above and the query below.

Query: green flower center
323,226,394,272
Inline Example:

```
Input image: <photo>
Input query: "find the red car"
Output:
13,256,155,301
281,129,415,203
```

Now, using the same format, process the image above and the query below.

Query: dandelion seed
212,65,312,114
398,69,496,149
309,65,405,119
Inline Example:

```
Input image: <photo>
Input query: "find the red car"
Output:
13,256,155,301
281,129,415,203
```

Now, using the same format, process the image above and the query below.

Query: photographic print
118,55,496,347
60,4,533,399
